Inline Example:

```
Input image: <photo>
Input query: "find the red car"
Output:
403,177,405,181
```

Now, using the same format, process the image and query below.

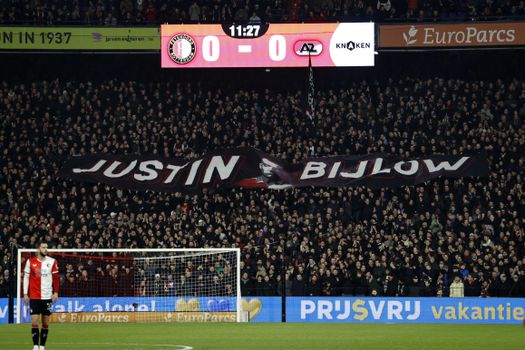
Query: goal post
16,248,243,323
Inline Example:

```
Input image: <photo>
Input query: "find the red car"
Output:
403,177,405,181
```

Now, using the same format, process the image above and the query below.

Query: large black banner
58,147,489,192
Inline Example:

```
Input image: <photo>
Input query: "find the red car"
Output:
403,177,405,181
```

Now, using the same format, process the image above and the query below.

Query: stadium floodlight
16,248,243,324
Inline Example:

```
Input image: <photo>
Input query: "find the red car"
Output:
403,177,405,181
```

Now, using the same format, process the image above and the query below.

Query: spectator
464,275,481,297
189,1,201,22
120,0,133,16
489,273,512,297
0,275,8,297
145,3,157,22
249,11,262,23
377,0,392,19
292,274,306,296
509,274,525,297
449,276,465,297
241,272,254,296
307,275,323,296
234,6,249,22
255,275,265,295
407,276,422,297
63,275,77,297
383,274,398,296
366,272,381,296
262,275,275,296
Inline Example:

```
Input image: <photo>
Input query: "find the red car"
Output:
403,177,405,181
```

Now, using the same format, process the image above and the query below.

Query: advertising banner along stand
379,22,525,49
0,27,159,50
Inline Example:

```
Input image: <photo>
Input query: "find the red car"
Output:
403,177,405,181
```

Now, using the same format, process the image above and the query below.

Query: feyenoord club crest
168,34,196,64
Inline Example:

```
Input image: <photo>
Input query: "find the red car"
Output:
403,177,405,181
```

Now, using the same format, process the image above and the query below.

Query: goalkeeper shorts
29,299,53,316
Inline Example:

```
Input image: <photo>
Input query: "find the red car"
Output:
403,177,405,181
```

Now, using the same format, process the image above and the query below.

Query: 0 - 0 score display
161,23,374,68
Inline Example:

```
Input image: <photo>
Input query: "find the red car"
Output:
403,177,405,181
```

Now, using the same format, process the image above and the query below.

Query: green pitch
0,323,524,350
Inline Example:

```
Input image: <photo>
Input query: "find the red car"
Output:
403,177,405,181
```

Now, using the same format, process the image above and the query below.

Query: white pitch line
238,45,252,53
51,342,193,349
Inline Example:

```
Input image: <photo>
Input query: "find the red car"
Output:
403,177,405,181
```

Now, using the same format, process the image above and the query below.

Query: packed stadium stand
2,1,525,349
0,50,524,299
1,0,524,25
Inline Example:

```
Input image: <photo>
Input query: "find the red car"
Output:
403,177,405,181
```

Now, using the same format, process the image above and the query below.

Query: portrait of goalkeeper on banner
237,158,292,190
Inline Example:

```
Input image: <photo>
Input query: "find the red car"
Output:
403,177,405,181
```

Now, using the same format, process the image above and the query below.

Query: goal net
16,248,242,323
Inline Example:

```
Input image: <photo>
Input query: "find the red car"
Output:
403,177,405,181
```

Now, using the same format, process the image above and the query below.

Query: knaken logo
168,33,196,65
294,40,323,56
335,41,371,51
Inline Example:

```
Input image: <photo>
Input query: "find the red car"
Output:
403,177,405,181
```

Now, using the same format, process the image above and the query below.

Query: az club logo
168,33,196,65
294,40,323,56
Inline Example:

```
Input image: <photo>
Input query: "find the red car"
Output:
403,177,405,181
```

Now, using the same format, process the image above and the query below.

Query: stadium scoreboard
161,23,375,68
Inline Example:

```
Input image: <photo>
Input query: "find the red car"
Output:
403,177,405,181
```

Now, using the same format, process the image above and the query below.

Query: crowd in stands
26,251,236,297
0,74,524,298
1,0,524,25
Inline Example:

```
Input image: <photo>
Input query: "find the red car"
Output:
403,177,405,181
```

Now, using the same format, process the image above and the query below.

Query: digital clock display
161,23,374,68
222,24,269,38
